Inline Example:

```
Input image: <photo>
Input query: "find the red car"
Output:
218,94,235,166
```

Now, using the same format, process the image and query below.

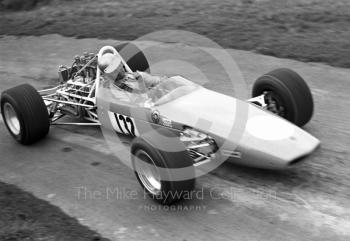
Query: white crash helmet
98,52,124,74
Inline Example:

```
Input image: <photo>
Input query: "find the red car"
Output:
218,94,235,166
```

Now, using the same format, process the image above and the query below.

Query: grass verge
0,181,109,241
1,0,350,68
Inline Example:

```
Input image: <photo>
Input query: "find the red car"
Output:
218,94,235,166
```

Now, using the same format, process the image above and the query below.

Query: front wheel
1,84,50,144
131,129,195,205
252,68,314,127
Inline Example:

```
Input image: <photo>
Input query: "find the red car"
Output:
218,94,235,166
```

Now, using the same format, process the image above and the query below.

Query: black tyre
115,42,150,73
1,84,49,145
252,68,314,127
131,129,195,205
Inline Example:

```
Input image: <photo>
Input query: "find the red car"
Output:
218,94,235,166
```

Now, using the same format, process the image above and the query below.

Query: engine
49,52,99,119
58,52,97,84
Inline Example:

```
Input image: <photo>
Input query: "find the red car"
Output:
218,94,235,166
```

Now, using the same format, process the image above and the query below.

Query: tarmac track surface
0,35,350,241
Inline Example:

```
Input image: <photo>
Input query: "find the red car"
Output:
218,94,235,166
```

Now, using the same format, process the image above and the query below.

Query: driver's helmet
98,53,124,78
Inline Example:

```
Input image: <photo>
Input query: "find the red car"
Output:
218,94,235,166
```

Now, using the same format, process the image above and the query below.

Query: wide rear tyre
115,42,150,73
131,129,195,205
252,68,314,127
1,84,49,145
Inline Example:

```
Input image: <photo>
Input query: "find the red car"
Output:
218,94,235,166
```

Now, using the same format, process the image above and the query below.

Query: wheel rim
3,103,20,135
135,150,162,195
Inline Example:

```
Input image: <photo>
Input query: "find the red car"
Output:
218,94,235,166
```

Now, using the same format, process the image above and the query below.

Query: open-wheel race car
0,43,320,204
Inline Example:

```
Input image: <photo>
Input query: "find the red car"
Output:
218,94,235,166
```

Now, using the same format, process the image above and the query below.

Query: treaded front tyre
131,129,195,205
252,68,314,127
1,84,49,145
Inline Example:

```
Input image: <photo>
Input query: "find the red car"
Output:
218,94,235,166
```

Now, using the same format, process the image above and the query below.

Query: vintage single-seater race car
0,43,320,204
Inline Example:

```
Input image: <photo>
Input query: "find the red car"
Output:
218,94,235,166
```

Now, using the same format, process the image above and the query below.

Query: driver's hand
144,98,154,108
133,71,142,80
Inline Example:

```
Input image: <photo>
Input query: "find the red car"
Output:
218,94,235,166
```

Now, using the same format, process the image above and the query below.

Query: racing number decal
125,117,136,136
114,113,138,136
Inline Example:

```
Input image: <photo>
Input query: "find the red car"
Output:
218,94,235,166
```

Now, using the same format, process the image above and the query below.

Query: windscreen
148,76,200,105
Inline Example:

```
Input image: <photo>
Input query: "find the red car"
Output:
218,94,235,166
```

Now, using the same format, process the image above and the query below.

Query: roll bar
95,45,133,98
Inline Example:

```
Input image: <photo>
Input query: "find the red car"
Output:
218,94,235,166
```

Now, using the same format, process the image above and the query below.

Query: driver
98,53,165,93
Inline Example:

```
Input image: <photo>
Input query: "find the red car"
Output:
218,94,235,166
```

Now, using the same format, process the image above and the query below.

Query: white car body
102,75,320,170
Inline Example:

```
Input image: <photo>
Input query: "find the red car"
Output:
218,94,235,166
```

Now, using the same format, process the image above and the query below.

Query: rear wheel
131,129,195,205
115,42,150,73
252,68,314,127
1,84,49,144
